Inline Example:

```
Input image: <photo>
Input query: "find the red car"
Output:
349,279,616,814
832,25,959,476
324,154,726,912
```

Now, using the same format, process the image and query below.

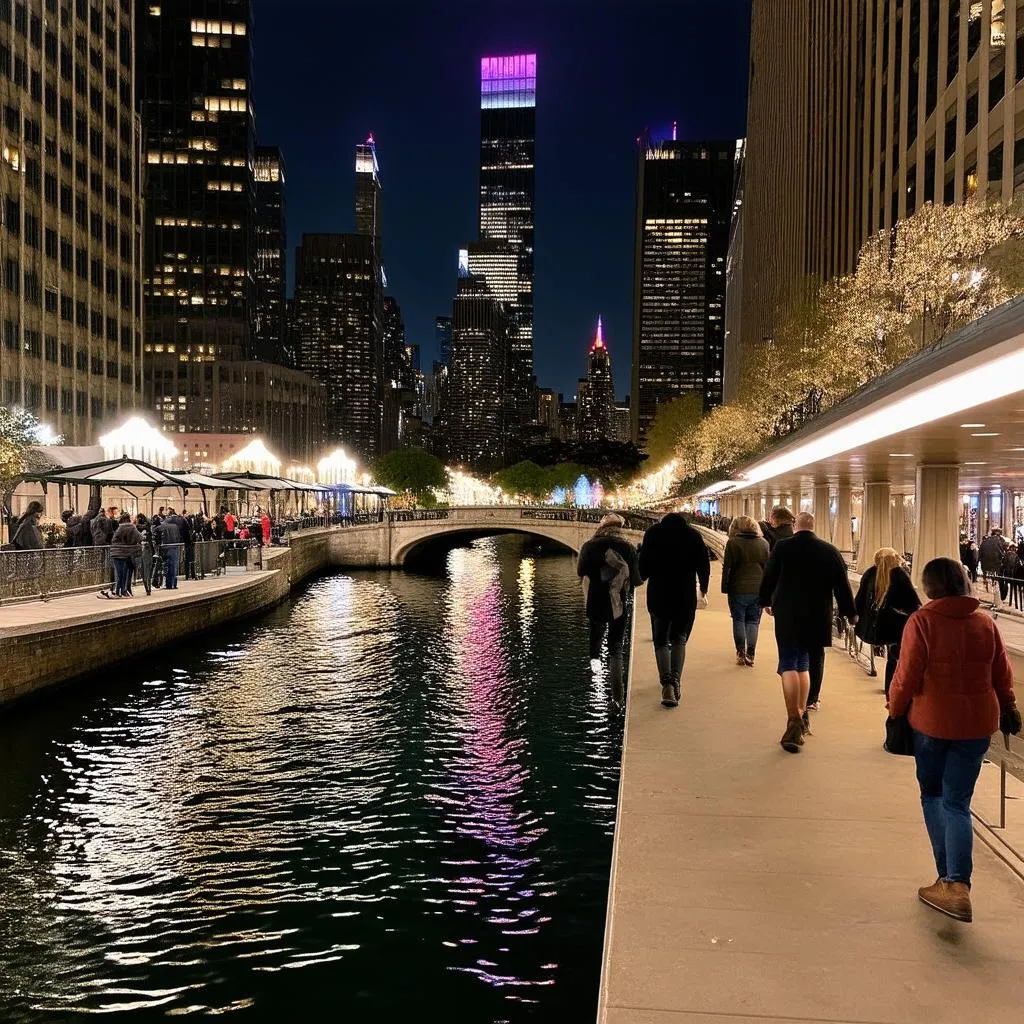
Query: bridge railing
388,509,451,523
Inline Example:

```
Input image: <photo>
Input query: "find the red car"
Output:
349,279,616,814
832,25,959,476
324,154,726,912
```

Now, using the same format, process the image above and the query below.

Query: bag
875,603,910,643
884,713,915,756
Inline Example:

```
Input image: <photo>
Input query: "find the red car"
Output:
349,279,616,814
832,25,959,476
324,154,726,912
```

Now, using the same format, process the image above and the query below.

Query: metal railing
388,509,450,522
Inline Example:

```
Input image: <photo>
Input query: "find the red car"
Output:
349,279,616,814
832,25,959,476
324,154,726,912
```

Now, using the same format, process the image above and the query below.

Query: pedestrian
261,509,272,545
854,547,921,697
759,505,795,552
90,505,117,547
61,509,80,547
978,527,1007,599
888,557,1021,923
102,513,142,599
722,515,769,667
758,511,857,753
638,512,711,709
1001,542,1019,610
155,507,186,590
959,533,979,583
7,500,45,550
223,506,236,537
577,513,643,709
136,513,156,596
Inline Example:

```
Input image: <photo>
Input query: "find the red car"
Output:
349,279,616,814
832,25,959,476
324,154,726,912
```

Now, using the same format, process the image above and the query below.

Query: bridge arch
392,521,583,566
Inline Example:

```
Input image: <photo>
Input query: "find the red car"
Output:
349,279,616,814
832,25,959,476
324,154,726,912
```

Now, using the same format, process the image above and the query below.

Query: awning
168,471,258,491
213,472,327,493
23,456,183,489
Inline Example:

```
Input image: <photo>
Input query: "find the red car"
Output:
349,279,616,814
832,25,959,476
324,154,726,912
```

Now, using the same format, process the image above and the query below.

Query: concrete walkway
598,566,1024,1024
0,570,274,639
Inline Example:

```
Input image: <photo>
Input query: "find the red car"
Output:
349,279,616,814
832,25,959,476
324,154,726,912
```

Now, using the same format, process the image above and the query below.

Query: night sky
255,0,751,400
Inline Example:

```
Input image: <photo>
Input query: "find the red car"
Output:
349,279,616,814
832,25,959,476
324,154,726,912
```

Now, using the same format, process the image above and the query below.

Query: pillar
858,482,893,570
891,495,907,556
912,465,960,590
1000,488,1016,538
813,484,831,541
834,484,854,562
742,494,751,517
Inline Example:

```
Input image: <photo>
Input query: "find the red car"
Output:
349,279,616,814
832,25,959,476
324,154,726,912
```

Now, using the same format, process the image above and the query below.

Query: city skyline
254,0,751,400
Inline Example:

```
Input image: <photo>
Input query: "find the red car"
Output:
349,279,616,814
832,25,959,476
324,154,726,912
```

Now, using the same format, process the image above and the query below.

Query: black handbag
884,713,915,756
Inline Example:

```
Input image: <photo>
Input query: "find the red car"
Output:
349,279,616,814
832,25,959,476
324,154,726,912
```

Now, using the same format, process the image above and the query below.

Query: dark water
0,536,624,1021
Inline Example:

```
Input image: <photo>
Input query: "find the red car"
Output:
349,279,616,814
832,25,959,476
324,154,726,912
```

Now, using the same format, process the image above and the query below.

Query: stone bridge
327,506,655,569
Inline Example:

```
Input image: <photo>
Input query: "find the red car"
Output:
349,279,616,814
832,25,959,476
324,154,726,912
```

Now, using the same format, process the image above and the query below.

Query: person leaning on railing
5,500,45,550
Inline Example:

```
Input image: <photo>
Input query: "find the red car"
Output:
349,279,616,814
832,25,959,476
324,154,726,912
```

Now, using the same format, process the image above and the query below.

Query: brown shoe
661,684,678,708
918,879,972,922
780,717,803,753
736,651,747,666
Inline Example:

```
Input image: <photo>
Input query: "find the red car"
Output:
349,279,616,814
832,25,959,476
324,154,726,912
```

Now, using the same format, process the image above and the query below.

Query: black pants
884,641,901,697
807,646,825,705
589,615,627,659
651,610,694,688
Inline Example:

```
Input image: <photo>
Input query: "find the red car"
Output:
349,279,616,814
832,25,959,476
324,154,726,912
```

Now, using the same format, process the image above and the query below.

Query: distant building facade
576,317,615,443
1,0,143,443
435,315,452,366
254,146,287,365
631,131,735,446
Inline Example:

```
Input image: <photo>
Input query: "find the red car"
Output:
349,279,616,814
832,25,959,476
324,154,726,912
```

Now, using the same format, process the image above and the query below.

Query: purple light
480,53,537,109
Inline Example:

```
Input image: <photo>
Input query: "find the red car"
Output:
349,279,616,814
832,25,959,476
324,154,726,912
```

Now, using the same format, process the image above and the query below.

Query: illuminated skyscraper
355,135,382,240
577,317,615,444
478,53,536,425
0,0,143,444
254,146,287,365
631,132,735,446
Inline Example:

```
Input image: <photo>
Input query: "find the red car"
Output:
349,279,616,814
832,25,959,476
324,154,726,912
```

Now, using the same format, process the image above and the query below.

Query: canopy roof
25,456,182,489
213,472,326,493
168,470,257,491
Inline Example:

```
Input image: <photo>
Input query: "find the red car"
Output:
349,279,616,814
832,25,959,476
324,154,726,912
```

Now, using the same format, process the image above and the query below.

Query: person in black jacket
577,514,642,709
759,511,857,753
759,505,795,552
854,547,921,697
638,512,711,708
155,508,187,589
136,513,156,596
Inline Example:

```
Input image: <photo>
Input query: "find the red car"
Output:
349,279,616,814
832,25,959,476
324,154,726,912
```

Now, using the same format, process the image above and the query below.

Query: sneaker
780,717,804,753
736,651,746,666
661,684,678,708
744,654,755,667
918,879,972,922
807,700,821,711
801,710,812,735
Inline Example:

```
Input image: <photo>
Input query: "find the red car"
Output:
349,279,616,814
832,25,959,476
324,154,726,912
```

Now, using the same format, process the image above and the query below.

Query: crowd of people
578,503,1021,925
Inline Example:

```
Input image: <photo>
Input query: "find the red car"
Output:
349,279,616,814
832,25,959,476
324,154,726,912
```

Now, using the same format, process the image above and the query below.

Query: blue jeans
163,546,181,590
113,557,134,596
727,593,762,655
914,732,990,884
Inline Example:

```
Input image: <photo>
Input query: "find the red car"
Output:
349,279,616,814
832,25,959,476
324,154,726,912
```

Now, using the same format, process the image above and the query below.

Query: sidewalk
598,566,1024,1024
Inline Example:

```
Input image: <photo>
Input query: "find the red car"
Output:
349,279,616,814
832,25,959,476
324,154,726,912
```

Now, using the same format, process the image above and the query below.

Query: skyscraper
447,272,508,468
2,0,144,444
293,232,381,459
382,295,412,449
577,317,615,444
478,53,536,425
254,146,287,365
729,1,1024,400
631,132,735,446
435,315,452,365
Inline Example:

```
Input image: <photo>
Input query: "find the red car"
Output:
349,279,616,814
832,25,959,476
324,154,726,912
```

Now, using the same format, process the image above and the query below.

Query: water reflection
0,537,622,1021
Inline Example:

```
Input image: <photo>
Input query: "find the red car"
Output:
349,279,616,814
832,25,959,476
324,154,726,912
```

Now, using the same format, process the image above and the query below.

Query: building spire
592,315,605,350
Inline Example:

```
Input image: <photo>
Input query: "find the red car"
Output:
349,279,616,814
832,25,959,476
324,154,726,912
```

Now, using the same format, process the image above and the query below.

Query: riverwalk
599,565,1024,1024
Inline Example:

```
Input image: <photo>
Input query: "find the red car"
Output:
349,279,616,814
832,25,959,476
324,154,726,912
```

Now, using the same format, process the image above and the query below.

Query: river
0,536,625,1021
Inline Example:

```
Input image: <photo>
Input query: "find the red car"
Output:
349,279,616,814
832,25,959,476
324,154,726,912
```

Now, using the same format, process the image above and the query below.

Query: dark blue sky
254,0,751,399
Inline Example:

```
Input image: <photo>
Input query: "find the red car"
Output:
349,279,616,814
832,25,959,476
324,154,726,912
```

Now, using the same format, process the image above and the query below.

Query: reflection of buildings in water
517,557,536,645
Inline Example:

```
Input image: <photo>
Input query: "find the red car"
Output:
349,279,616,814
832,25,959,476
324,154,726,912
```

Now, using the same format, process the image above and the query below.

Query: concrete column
834,484,854,562
858,482,893,570
742,494,751,517
813,484,831,541
904,495,916,555
1000,488,1016,537
912,465,961,589
891,495,907,555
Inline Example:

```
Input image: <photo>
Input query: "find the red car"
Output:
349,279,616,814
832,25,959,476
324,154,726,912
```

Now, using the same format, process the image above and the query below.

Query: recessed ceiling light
960,423,985,428
964,461,988,466
889,453,914,457
971,432,1000,436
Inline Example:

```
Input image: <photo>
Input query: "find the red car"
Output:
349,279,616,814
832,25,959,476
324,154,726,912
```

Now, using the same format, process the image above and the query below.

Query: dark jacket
109,523,143,559
638,513,711,617
155,514,187,548
577,527,642,623
74,492,101,547
979,534,1006,573
10,507,44,550
959,540,978,570
758,530,856,648
761,520,794,551
1001,548,1019,579
889,597,1016,740
853,564,921,644
90,514,116,547
721,532,770,595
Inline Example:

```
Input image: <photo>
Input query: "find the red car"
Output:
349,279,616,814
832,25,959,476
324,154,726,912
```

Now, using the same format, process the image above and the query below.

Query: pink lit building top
480,53,537,110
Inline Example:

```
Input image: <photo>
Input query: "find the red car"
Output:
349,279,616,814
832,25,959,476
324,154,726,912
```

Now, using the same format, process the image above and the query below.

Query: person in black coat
760,505,795,552
854,547,922,696
638,512,711,708
577,514,643,708
759,511,857,753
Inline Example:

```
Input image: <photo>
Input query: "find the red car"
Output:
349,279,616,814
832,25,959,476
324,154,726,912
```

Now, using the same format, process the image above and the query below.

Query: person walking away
638,512,711,708
759,511,857,753
722,516,769,666
577,513,642,709
181,513,197,580
136,513,156,596
1001,542,1020,610
959,533,979,584
155,508,186,590
888,557,1021,923
854,547,921,697
103,513,142,598
8,500,45,549
760,505,795,552
978,528,1007,601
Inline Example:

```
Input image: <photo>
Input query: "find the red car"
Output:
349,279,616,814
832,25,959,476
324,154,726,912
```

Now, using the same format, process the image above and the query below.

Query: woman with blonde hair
854,546,921,695
722,515,770,666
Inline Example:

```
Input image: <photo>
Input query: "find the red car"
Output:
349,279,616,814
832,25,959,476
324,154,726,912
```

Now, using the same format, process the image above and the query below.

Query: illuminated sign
480,53,537,110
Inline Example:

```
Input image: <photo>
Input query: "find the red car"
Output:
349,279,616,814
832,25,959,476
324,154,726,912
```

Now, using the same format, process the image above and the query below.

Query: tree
372,447,446,498
492,460,552,501
645,393,704,469
1,406,46,509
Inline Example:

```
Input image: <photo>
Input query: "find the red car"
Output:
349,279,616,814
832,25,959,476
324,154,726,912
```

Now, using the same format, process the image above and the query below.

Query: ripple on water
0,537,624,1021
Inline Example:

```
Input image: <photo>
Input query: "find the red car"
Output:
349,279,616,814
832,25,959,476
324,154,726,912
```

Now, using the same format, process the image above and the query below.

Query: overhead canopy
213,472,326,493
168,470,257,491
23,456,183,489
